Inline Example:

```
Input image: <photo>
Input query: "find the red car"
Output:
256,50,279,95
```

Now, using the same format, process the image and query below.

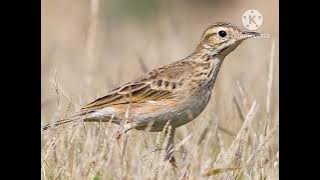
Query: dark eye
218,30,227,38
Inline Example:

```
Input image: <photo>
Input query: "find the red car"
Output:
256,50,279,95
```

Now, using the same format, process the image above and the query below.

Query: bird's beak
240,31,261,39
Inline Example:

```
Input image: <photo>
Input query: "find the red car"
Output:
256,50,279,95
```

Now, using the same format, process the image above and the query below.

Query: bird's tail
42,116,83,132
41,113,117,132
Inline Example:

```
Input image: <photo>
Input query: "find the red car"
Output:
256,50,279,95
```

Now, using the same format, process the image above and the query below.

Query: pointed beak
240,31,261,39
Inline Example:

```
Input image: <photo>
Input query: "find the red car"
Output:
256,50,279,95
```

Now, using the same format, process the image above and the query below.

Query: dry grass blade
138,56,149,73
214,100,257,167
246,125,278,165
264,39,275,136
233,95,245,122
173,133,192,150
218,126,236,138
52,67,61,119
203,167,240,176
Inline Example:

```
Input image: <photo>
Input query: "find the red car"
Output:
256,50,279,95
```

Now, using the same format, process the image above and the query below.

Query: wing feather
80,60,197,113
81,81,174,112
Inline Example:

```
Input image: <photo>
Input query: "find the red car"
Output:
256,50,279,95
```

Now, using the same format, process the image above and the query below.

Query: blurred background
41,0,278,179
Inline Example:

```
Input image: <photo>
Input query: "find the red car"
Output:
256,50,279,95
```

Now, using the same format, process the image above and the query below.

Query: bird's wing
81,81,173,112
80,60,196,113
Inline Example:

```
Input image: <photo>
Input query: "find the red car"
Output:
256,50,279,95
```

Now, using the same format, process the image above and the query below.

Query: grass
41,1,278,179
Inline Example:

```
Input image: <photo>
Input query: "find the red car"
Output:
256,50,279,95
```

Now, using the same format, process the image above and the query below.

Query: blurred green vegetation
100,0,160,23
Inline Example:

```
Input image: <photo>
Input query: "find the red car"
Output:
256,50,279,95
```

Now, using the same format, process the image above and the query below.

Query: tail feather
42,116,82,132
42,110,119,132
42,114,117,132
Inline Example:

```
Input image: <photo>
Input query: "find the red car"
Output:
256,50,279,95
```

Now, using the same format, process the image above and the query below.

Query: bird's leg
165,127,177,168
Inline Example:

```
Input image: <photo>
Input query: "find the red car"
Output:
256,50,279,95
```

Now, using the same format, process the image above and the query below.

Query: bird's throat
207,56,224,90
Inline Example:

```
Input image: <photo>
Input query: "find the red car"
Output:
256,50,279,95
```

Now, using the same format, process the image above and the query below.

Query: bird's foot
167,156,178,168
169,156,178,168
115,130,122,142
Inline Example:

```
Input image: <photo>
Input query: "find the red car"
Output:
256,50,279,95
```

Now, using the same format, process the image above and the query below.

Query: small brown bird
42,22,260,165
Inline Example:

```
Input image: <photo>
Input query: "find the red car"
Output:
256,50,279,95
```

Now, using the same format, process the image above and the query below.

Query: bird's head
197,22,260,57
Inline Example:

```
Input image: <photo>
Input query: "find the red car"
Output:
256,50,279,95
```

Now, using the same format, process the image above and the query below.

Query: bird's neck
207,56,224,90
186,48,226,90
188,46,226,65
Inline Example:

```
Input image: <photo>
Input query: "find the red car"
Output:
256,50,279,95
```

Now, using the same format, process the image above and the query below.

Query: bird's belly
134,91,212,132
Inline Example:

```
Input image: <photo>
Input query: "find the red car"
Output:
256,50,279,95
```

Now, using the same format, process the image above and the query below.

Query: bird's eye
218,30,227,38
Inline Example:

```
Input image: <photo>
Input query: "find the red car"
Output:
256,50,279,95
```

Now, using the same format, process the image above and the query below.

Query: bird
42,22,260,166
